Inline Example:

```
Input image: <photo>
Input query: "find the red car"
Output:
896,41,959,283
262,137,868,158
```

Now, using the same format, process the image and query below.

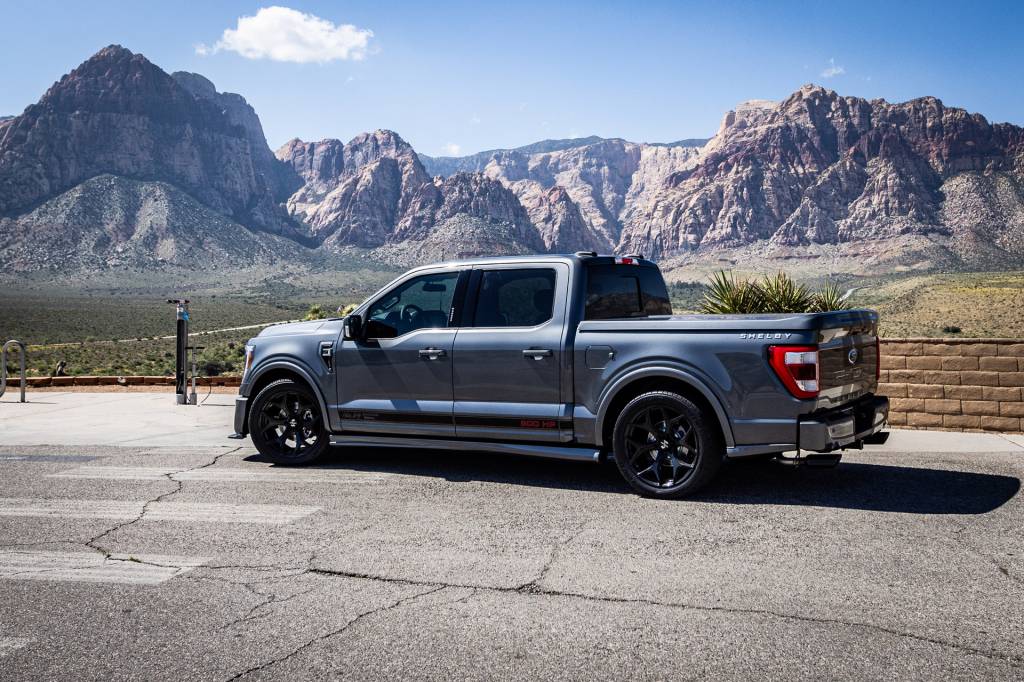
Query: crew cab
234,253,888,498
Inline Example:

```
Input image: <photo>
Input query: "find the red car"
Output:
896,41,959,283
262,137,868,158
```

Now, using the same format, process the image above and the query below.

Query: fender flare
595,365,735,448
244,358,331,427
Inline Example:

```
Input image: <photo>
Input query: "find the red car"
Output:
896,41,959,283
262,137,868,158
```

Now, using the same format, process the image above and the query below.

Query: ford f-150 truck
234,253,888,498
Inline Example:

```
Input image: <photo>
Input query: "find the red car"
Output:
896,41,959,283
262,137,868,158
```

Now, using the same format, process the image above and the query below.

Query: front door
452,263,570,443
338,268,465,437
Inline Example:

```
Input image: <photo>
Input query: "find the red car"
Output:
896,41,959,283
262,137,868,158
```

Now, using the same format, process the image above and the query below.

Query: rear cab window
584,263,672,320
471,268,557,327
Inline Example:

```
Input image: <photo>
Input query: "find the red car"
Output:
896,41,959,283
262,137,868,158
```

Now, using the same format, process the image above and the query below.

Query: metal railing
0,340,27,403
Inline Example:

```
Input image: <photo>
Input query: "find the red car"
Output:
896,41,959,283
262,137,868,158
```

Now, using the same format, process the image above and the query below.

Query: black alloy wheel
249,378,328,465
612,391,723,498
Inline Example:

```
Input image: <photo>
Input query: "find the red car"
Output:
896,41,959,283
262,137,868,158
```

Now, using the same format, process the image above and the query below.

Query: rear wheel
611,391,723,499
248,378,328,465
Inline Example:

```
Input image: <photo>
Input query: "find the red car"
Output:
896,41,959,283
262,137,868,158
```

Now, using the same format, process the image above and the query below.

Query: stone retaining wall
879,339,1024,433
9,344,1024,434
11,375,241,388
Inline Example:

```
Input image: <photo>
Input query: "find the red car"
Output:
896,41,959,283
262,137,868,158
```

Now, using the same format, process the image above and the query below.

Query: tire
611,391,724,499
248,378,329,465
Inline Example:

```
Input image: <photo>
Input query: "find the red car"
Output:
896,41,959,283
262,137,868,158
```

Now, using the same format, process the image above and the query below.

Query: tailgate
816,313,879,409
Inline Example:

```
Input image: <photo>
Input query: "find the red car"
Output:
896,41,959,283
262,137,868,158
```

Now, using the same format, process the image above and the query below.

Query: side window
585,264,673,319
472,269,557,328
365,271,460,339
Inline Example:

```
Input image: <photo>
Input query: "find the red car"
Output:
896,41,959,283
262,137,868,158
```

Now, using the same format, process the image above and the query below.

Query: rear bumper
233,396,249,436
798,395,889,452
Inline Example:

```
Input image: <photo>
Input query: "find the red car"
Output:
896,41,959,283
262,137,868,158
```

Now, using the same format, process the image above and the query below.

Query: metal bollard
0,340,27,403
167,299,190,405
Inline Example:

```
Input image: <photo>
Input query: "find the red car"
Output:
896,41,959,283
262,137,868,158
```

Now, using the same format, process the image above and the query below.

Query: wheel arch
595,367,735,449
243,360,329,432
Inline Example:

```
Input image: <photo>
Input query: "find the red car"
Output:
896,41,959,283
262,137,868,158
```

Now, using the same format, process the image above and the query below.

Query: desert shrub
758,272,813,312
810,280,852,312
700,271,765,314
304,304,328,321
701,271,852,314
942,325,962,334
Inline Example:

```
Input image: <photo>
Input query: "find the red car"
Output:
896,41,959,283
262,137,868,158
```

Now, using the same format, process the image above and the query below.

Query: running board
330,434,601,463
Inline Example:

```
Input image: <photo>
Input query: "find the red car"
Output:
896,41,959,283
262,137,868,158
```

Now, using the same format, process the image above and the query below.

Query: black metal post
167,299,190,405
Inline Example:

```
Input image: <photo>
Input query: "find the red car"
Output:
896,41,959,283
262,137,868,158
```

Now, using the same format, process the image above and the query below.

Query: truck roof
405,252,657,271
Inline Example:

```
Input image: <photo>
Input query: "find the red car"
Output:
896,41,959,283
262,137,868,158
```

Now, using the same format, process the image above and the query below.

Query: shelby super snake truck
233,253,888,498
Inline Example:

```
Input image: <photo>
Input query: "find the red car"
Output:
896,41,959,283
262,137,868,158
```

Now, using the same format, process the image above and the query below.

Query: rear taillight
768,345,820,399
874,337,881,380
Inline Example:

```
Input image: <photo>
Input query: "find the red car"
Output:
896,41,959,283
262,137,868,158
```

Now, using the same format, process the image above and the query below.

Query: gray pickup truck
234,253,888,498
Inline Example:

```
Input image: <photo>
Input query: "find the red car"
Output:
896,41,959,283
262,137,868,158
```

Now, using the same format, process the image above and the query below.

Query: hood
256,320,327,337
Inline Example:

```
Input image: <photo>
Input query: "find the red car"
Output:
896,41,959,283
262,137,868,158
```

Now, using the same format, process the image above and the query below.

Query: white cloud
442,143,461,156
197,6,374,63
470,114,481,125
820,58,845,78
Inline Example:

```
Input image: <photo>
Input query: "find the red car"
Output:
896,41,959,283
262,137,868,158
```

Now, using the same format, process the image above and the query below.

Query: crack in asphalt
516,522,589,593
83,448,242,562
218,584,317,631
949,517,1024,588
224,584,447,681
301,565,1024,669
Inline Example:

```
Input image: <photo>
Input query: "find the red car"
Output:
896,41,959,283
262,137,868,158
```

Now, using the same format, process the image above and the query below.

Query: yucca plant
810,280,852,312
700,270,764,314
700,270,852,314
756,272,813,313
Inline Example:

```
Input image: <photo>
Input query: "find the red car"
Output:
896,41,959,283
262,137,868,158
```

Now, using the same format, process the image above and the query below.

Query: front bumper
798,395,889,452
233,396,249,437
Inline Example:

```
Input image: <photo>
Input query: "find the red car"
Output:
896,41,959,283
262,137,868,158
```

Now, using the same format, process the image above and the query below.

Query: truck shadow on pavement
247,448,1020,515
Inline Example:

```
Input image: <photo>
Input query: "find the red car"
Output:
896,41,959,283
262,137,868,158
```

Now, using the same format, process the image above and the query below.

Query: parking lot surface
0,394,1023,679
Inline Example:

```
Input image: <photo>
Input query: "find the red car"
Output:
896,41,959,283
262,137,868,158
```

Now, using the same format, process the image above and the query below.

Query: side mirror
343,314,363,341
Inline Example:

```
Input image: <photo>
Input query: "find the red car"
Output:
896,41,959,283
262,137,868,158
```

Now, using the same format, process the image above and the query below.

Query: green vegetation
699,271,852,314
304,304,329,321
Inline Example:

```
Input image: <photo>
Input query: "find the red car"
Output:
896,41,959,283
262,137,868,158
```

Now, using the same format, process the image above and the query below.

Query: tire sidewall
612,391,722,499
249,378,328,465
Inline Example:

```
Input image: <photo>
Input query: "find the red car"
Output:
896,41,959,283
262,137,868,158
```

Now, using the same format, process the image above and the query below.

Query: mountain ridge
0,46,1021,275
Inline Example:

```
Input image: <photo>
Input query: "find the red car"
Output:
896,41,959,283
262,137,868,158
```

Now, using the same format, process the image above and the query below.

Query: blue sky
2,1,1022,155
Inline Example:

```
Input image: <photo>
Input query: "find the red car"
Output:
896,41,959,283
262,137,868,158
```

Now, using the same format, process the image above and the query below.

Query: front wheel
248,378,328,465
611,391,724,499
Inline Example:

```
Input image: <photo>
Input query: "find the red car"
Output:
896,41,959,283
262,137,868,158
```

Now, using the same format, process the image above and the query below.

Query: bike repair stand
168,299,190,405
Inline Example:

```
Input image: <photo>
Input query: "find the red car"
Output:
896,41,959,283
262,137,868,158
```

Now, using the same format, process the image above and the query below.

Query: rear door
452,263,571,443
337,268,467,437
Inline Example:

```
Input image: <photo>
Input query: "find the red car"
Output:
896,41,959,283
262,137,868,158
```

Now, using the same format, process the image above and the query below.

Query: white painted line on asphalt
48,466,394,483
0,499,320,524
0,551,208,585
0,636,32,657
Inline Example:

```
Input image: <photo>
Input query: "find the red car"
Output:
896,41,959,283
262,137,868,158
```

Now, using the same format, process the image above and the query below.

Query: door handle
522,349,553,360
418,348,447,359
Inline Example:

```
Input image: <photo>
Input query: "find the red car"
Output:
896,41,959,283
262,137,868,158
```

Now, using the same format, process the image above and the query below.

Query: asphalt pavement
0,393,1022,680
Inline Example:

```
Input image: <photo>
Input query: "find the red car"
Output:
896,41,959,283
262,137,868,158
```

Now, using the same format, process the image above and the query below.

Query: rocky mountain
419,136,608,176
618,87,1024,268
275,130,542,260
1,46,1021,276
0,46,301,246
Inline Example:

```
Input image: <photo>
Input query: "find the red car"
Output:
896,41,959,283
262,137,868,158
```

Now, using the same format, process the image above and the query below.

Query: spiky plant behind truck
700,271,852,314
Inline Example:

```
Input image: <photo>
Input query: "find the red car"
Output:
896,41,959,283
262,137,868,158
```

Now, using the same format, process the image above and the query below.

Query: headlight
242,344,255,382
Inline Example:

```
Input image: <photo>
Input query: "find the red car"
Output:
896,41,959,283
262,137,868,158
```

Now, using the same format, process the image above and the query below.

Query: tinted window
365,271,459,338
585,264,672,320
472,268,557,327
